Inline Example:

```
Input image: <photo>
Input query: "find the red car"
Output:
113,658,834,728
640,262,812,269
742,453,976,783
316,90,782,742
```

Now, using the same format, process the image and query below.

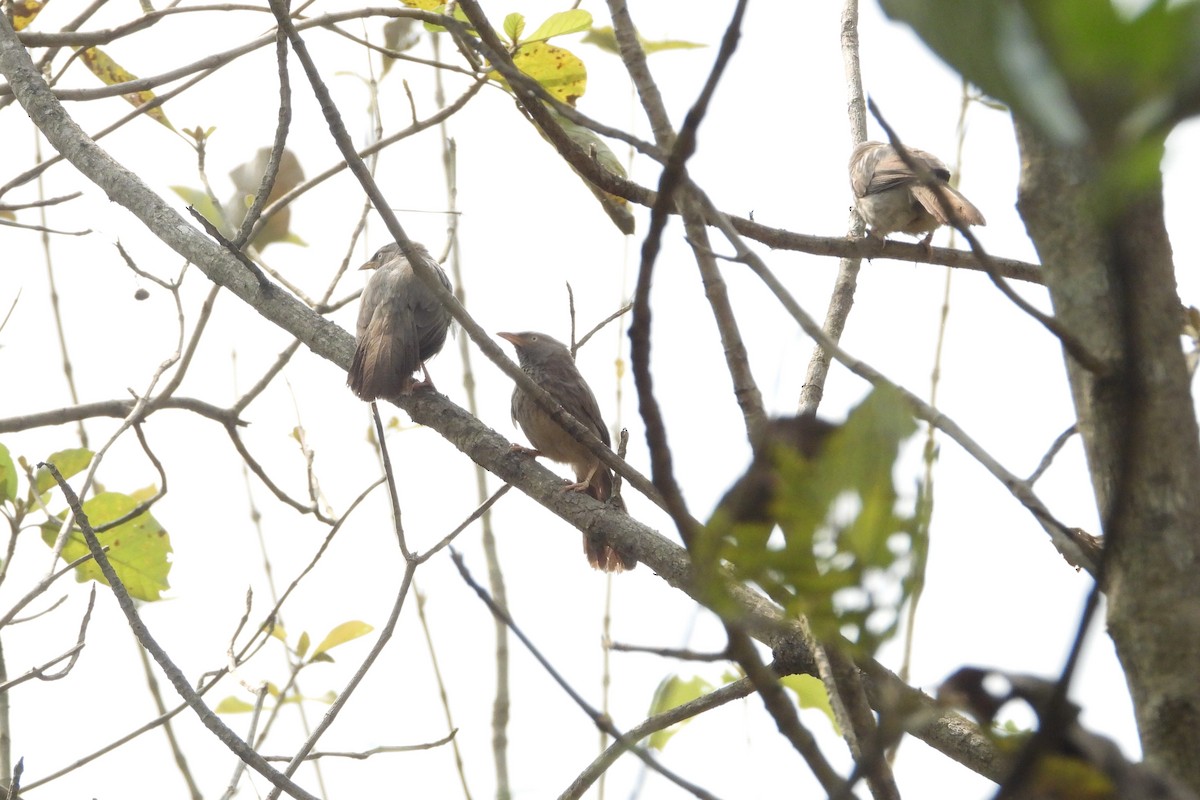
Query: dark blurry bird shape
939,667,1199,800
714,414,840,526
849,140,986,246
498,331,635,572
347,242,453,400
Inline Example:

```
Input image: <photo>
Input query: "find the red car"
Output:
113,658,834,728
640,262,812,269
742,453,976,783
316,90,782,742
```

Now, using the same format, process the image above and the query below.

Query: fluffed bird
849,140,986,245
347,242,453,400
498,331,635,572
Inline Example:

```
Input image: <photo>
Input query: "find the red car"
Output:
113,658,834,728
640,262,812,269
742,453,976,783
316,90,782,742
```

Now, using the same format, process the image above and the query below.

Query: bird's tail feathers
348,314,419,400
911,184,986,227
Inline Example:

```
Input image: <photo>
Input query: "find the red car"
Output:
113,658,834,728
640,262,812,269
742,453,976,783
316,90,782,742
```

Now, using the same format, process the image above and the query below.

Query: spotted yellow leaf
491,42,587,106
81,47,175,132
11,0,48,31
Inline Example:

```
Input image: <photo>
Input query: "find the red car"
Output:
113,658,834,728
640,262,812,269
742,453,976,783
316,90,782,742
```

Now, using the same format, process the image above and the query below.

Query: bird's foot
561,480,590,494
510,444,542,457
402,363,438,394
918,232,934,257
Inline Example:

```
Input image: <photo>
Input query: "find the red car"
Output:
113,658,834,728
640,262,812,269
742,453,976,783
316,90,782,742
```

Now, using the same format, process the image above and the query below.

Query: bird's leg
405,362,437,393
562,462,599,494
919,232,934,256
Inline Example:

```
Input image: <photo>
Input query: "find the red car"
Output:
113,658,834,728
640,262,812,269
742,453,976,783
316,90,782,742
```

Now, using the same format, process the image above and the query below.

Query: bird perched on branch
498,331,635,572
849,140,986,245
347,241,453,400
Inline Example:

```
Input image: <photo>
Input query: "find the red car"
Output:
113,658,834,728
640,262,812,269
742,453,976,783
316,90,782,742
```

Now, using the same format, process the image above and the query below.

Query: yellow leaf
313,621,374,657
215,696,256,714
399,0,440,8
129,484,159,503
11,0,48,31
80,48,175,132
490,43,587,105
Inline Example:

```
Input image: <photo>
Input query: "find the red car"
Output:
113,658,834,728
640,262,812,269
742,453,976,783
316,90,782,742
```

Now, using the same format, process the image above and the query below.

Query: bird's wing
542,355,612,447
859,145,953,196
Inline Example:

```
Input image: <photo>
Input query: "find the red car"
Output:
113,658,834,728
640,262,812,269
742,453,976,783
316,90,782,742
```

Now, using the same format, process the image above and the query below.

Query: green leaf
548,108,626,178
423,4,471,35
40,492,172,601
524,9,592,44
215,696,257,714
35,448,93,495
540,107,635,234
296,631,310,659
170,186,225,233
0,443,16,505
646,674,713,750
312,620,374,657
582,25,706,55
711,387,922,657
879,0,1200,148
503,12,525,44
780,674,840,734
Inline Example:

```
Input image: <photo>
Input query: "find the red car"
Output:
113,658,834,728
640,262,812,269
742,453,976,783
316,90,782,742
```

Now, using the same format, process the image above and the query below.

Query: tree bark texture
1016,122,1200,792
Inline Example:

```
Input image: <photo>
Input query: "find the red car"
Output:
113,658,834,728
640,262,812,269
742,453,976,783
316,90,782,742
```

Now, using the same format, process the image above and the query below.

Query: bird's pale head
497,331,571,369
359,241,431,271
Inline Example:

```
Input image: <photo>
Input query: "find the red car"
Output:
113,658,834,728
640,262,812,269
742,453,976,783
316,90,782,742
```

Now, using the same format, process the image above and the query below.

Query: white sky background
2,0,1198,797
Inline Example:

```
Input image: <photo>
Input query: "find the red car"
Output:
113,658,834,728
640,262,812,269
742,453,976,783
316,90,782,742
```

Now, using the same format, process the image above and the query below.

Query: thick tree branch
1016,123,1200,793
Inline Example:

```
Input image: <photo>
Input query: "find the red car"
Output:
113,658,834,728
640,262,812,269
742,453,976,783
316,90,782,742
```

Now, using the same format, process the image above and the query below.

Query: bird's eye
529,335,538,341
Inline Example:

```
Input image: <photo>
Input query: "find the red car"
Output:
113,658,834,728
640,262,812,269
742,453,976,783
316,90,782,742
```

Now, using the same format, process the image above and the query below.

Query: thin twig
0,587,93,692
38,464,319,800
414,587,474,799
263,732,457,761
0,396,245,433
798,0,868,414
1027,425,1079,485
607,642,728,662
450,549,723,800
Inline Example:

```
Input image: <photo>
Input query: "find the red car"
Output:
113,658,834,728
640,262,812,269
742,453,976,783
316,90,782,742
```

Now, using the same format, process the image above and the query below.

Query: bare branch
450,549,723,800
37,463,320,800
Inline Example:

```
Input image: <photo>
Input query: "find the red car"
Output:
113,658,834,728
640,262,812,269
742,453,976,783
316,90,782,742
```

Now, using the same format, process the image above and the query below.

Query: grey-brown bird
347,242,453,400
849,141,986,245
498,331,635,572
